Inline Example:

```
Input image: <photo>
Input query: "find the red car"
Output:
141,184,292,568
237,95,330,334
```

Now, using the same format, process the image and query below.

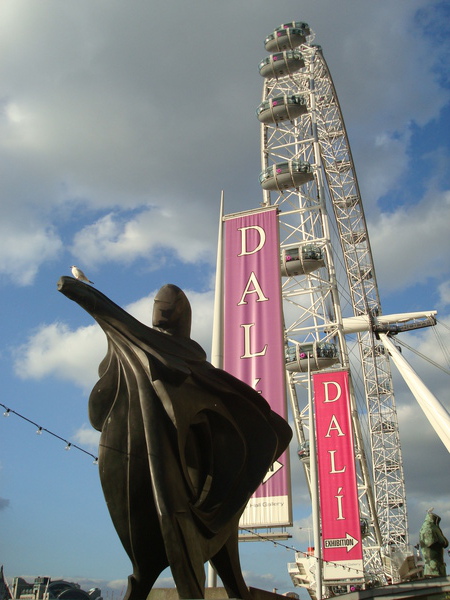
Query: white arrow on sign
263,460,283,483
324,532,359,552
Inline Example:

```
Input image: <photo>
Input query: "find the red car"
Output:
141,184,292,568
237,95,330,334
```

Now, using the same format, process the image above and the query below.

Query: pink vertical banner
223,207,291,528
313,370,364,580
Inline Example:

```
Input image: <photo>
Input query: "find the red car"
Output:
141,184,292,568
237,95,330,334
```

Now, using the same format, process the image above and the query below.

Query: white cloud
438,280,450,306
14,321,106,390
13,288,215,389
397,401,450,497
0,0,448,287
313,3,450,210
355,131,412,209
70,204,217,268
0,221,62,285
73,424,100,450
369,189,450,293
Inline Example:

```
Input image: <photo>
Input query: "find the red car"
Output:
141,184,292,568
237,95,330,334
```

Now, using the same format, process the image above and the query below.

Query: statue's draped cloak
58,277,292,594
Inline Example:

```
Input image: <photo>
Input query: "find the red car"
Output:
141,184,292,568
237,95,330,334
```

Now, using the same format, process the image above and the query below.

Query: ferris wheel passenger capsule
285,341,339,372
278,21,311,34
259,160,314,191
281,244,325,277
256,94,308,124
258,50,304,79
264,23,310,52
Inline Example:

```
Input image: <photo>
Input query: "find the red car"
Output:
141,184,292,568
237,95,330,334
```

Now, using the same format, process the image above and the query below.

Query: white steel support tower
254,22,428,593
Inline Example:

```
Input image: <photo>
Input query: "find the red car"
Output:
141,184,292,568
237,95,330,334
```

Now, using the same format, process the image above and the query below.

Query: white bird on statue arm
71,265,94,284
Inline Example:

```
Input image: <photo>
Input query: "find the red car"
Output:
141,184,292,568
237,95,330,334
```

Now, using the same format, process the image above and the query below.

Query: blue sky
1,1,449,598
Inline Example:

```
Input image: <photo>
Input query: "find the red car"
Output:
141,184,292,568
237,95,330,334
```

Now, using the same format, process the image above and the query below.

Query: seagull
71,265,94,284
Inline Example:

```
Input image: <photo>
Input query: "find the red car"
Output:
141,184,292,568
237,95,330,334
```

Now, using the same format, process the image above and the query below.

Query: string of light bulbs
1,402,98,464
1,401,373,581
239,528,369,580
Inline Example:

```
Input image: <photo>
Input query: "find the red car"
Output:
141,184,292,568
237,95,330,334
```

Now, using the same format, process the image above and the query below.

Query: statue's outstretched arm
58,276,155,343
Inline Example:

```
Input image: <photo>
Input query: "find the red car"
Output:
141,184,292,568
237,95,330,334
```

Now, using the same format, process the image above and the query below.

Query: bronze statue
58,277,292,600
419,510,448,577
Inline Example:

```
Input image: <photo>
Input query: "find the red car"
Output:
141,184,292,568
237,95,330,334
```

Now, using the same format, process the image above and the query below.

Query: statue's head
152,284,192,338
431,513,441,526
424,510,441,527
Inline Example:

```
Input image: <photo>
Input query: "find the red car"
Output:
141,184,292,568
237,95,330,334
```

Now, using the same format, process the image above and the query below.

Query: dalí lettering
240,323,268,359
329,450,346,474
335,486,345,521
325,415,345,437
323,380,342,403
224,208,291,528
238,225,266,256
313,370,363,565
237,272,269,305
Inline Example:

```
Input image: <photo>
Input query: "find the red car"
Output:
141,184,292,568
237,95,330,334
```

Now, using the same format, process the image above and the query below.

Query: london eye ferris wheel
252,21,441,595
